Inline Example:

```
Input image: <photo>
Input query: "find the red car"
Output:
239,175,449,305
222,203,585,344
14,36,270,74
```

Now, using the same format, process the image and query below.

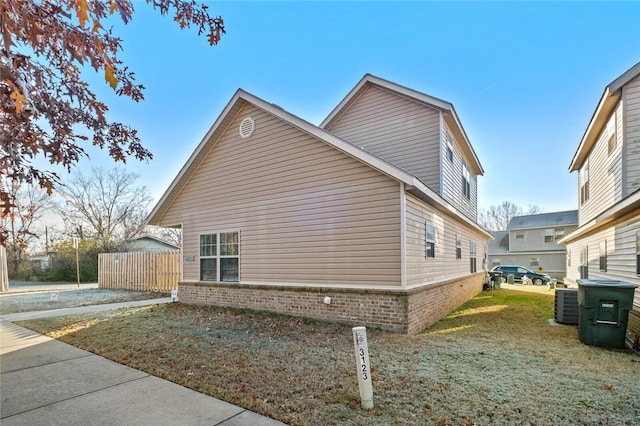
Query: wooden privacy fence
98,250,181,292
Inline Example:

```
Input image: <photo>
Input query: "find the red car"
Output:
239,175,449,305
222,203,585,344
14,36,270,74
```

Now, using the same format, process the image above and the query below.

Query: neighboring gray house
119,235,180,252
147,74,492,334
488,210,578,279
560,61,640,341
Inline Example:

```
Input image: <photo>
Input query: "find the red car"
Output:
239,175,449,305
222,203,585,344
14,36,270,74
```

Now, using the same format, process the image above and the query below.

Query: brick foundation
177,273,485,334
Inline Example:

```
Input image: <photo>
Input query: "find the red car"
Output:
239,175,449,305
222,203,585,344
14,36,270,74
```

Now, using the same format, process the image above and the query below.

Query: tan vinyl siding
623,74,640,196
405,193,488,287
441,124,477,220
158,103,402,287
564,213,640,309
325,85,441,192
578,105,622,226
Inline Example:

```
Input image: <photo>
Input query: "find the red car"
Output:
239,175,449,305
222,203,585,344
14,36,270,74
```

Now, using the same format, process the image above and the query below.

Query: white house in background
487,210,578,280
118,235,180,252
147,74,492,334
560,61,640,341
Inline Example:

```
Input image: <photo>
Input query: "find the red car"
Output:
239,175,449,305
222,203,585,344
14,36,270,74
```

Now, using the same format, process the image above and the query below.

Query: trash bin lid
576,279,638,288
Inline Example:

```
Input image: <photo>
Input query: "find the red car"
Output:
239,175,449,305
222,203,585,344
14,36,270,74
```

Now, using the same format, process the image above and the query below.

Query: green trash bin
577,279,638,348
490,272,502,289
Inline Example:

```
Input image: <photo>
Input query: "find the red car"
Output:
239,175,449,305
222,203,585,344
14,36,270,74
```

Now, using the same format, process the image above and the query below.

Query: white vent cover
239,117,255,139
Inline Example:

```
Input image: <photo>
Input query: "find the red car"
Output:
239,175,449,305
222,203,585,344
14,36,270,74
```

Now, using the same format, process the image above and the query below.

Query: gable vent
239,117,255,139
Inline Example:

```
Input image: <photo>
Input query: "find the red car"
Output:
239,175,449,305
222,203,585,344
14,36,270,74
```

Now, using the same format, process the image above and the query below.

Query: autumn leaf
5,79,27,113
75,0,90,28
105,64,118,89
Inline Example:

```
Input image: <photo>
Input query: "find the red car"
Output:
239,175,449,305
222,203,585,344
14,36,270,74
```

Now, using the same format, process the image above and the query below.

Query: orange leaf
109,0,118,15
4,79,27,113
75,0,89,28
105,65,118,89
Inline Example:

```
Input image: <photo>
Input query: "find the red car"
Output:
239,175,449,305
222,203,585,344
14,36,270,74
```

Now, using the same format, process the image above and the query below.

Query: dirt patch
0,289,166,315
17,288,640,426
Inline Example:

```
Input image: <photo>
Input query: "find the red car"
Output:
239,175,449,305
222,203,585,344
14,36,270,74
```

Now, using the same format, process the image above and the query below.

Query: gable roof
147,88,491,239
320,74,484,176
507,210,579,230
123,235,180,250
569,61,640,172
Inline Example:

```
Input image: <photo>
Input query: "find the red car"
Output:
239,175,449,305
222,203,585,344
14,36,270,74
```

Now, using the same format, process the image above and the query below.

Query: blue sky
76,0,640,214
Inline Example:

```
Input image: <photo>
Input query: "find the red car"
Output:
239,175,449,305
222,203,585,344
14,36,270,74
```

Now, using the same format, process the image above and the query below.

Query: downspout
400,183,407,289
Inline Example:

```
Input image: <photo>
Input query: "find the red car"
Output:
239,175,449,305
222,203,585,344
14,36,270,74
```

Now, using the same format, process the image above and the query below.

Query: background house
488,211,578,280
118,235,180,252
147,74,491,334
561,61,640,342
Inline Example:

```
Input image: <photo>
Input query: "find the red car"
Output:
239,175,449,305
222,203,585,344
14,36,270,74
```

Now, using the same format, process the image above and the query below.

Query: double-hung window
200,231,239,282
580,161,589,205
599,240,607,272
462,163,471,200
455,234,462,259
425,223,435,258
636,231,640,275
470,241,477,273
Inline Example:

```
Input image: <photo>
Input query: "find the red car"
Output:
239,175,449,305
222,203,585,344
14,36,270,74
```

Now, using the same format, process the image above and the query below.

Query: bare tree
478,201,543,231
146,225,183,248
0,178,55,275
59,167,152,251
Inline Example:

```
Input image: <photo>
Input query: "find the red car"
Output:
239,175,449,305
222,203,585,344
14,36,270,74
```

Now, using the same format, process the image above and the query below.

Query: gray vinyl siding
325,85,441,192
441,124,477,221
564,213,640,309
623,74,640,196
158,103,402,287
405,194,488,287
578,105,623,226
509,226,578,252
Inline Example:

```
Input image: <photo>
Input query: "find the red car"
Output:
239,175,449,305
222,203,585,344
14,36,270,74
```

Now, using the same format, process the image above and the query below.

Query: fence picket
98,250,180,293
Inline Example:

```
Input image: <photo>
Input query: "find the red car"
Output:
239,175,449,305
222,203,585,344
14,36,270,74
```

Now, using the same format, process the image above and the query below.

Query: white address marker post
352,326,374,409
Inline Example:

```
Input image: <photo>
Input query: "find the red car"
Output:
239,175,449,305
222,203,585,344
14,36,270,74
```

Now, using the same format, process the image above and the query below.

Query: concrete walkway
0,299,286,426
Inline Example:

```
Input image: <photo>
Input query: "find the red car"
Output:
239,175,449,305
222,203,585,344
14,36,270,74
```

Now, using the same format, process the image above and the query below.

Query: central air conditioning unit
555,288,579,325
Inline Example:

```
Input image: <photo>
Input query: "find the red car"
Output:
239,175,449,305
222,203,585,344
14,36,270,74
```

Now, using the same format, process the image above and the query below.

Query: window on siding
608,134,617,155
636,231,640,275
455,234,462,259
555,228,565,241
530,257,539,267
599,240,607,272
567,249,571,267
446,132,454,162
462,163,471,200
515,233,524,240
200,231,239,282
580,246,588,279
580,161,590,205
492,259,501,267
425,223,435,258
470,241,477,273
544,229,554,243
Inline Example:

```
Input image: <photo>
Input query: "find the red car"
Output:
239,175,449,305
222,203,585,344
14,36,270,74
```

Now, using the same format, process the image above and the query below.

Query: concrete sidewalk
0,299,286,426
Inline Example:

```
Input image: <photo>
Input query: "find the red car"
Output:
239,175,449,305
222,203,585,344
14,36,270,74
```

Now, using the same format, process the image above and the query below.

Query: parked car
490,265,551,286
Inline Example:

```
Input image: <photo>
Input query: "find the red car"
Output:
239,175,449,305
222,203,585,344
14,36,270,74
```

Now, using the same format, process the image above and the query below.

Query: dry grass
0,289,166,314
17,288,640,426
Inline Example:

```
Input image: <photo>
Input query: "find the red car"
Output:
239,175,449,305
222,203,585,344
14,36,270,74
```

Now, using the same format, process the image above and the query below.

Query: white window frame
199,231,240,282
455,234,462,259
544,229,554,243
462,163,471,200
580,160,590,205
425,222,436,258
470,240,477,273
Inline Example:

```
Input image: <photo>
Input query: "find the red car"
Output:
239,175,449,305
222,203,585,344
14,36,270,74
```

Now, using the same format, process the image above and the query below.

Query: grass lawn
17,288,640,426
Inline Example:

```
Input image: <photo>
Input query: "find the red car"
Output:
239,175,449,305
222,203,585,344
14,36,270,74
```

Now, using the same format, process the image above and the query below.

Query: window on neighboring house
580,246,588,279
555,228,565,242
492,258,501,267
599,240,607,272
455,234,462,259
470,241,477,273
608,134,617,155
425,223,435,258
580,160,590,205
462,163,471,200
530,257,539,267
636,231,640,275
200,231,239,282
544,229,554,243
515,233,525,240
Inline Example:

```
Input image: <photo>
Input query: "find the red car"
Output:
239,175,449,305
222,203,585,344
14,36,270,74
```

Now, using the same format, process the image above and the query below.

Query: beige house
148,75,492,334
561,62,640,340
